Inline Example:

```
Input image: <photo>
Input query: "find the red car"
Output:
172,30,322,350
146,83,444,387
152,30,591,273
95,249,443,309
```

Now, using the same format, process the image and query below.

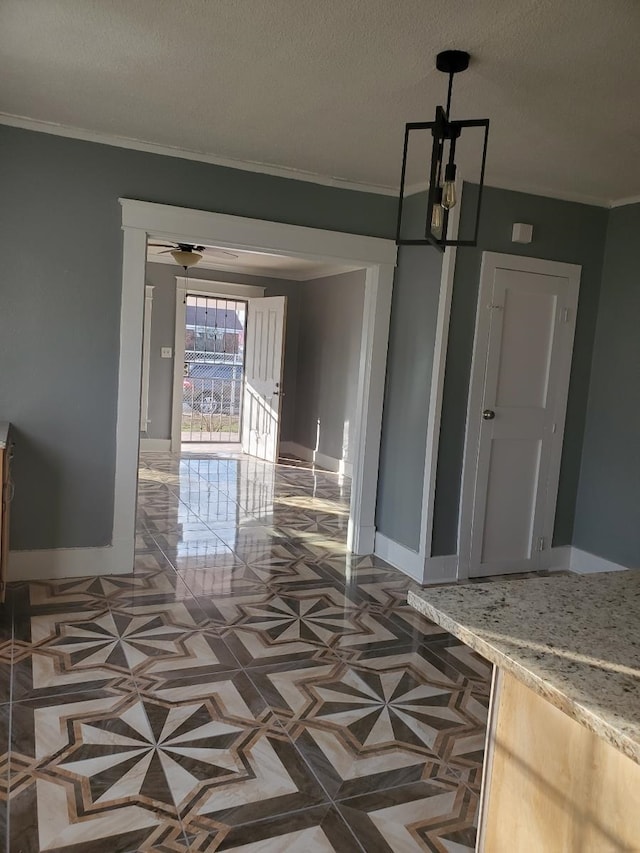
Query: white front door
461,254,580,578
242,296,287,462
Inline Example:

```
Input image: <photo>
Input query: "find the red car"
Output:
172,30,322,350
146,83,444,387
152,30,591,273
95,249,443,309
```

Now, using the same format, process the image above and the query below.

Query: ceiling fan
147,241,239,269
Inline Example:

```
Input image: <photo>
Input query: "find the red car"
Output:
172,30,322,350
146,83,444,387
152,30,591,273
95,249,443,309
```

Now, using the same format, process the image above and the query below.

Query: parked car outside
183,359,243,414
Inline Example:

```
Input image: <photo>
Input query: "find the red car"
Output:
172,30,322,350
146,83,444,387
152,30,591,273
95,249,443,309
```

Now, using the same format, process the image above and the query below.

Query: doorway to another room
121,200,397,563
138,234,367,568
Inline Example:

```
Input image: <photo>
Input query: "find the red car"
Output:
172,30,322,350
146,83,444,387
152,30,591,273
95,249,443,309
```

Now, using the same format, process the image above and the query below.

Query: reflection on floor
1,449,490,852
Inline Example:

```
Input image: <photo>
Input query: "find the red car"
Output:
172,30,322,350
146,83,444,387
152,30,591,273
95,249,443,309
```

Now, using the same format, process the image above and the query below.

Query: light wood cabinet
478,669,640,852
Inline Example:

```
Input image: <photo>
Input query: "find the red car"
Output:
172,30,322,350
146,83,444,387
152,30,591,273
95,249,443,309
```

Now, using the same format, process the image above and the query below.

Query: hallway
1,450,489,852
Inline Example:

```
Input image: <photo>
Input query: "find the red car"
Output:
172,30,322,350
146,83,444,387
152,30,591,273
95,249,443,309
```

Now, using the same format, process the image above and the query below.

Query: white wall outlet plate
161,347,173,358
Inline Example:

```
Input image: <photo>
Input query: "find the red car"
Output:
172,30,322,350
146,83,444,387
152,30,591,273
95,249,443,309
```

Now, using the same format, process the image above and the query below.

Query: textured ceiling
2,0,639,204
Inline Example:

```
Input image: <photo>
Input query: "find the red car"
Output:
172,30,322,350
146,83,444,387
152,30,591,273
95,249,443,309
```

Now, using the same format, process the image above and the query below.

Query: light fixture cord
445,71,454,120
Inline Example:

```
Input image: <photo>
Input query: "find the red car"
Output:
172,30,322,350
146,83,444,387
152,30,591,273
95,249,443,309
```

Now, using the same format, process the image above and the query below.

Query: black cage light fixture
396,50,489,250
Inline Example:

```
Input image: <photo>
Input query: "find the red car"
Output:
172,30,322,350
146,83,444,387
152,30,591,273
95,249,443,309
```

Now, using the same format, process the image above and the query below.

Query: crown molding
485,177,611,208
404,176,611,207
0,111,398,197
4,111,638,209
609,195,640,209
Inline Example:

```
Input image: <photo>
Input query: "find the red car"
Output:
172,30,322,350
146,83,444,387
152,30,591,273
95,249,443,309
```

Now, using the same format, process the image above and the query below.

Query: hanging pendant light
396,50,490,250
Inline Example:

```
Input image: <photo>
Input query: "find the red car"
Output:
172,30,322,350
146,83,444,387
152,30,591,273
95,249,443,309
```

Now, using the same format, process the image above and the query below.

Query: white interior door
242,296,287,462
462,255,580,578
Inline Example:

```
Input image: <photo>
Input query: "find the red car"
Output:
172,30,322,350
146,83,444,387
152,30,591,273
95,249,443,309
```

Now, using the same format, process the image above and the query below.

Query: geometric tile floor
0,449,490,851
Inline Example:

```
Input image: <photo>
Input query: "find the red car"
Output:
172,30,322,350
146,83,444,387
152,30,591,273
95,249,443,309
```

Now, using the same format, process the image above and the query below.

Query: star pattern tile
0,448,489,852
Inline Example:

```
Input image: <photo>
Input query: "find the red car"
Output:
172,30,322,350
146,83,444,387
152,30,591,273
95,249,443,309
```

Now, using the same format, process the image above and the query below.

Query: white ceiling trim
0,111,397,197
3,111,631,209
405,177,610,208
482,177,610,209
609,195,640,209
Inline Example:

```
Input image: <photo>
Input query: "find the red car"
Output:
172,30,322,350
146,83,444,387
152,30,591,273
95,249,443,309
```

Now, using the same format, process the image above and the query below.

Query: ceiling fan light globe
171,250,202,268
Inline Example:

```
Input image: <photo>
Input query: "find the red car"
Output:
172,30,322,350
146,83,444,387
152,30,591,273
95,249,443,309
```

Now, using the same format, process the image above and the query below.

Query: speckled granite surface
408,571,640,765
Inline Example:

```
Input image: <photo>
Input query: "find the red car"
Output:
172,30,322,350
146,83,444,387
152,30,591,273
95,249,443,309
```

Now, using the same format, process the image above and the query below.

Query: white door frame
140,285,154,432
171,277,265,452
457,252,581,580
115,199,397,573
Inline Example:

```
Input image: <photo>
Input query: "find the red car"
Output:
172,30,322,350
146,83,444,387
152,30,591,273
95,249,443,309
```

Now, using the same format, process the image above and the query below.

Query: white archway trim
110,199,397,574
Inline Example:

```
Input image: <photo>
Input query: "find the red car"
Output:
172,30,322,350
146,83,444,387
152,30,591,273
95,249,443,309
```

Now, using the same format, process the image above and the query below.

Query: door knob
482,409,495,420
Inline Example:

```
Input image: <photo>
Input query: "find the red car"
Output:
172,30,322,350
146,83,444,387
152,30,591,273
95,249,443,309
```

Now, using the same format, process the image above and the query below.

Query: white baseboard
8,541,133,581
372,541,631,586
545,545,630,574
422,554,458,585
140,438,172,452
349,522,376,556
568,547,631,574
543,545,572,572
280,441,353,477
374,533,424,582
374,535,459,585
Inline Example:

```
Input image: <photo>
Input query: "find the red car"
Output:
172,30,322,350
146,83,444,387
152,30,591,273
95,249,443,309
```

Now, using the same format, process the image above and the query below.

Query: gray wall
375,244,443,550
292,270,365,465
144,263,301,442
0,124,395,550
572,204,640,566
431,184,608,556
3,123,633,566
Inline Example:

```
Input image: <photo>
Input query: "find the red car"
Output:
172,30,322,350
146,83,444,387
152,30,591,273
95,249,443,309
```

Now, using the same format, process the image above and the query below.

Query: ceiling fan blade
158,249,175,255
147,242,176,248
204,248,239,259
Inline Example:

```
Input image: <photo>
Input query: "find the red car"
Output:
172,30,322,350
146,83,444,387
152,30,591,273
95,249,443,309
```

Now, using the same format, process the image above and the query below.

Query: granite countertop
408,571,640,765
0,422,10,449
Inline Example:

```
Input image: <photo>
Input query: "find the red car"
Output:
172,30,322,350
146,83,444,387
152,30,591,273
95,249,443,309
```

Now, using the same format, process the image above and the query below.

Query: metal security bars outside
181,295,247,443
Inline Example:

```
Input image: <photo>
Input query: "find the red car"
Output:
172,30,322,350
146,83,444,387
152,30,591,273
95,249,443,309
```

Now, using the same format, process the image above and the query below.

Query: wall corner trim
419,182,462,564
422,554,458,585
543,545,572,572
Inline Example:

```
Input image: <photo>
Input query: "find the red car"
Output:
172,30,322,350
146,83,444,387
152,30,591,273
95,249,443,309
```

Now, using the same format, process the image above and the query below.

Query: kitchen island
409,571,640,853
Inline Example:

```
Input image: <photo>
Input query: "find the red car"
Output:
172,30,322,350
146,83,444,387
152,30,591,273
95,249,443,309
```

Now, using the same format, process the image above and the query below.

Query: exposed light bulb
431,202,443,231
431,185,444,231
441,181,456,210
441,163,457,210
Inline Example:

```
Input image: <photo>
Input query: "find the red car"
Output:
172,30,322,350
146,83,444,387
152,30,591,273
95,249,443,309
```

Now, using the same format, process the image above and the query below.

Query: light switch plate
512,223,533,243
161,347,173,359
